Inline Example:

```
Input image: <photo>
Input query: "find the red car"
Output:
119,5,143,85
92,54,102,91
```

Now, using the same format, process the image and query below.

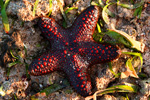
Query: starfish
29,6,120,97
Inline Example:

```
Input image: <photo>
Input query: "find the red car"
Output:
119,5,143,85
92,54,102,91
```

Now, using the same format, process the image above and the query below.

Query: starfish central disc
29,6,120,97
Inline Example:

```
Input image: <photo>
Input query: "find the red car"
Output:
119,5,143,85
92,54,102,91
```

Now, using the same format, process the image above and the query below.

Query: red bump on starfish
29,6,121,97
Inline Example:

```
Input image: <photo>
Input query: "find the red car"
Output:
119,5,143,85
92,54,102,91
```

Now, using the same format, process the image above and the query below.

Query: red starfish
29,6,120,97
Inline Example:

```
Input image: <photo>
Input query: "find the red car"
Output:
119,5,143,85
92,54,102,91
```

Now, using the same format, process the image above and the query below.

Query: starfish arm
38,17,69,49
70,6,99,43
78,42,121,64
63,54,92,97
29,50,65,76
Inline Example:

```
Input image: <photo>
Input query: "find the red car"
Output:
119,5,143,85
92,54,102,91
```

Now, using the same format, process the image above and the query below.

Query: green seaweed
0,0,10,33
33,0,39,17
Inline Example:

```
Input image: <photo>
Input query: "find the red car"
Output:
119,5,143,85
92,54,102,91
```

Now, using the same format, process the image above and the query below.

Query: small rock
139,78,150,95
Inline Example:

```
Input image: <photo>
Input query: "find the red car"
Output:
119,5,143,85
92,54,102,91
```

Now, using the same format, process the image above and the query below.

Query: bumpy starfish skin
29,6,120,97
